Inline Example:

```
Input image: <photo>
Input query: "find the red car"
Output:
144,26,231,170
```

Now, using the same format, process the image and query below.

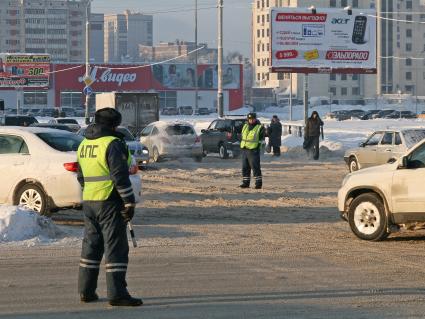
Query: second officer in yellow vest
77,108,142,307
240,112,265,189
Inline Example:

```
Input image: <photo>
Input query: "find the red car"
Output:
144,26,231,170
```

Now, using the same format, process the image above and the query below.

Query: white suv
338,138,425,241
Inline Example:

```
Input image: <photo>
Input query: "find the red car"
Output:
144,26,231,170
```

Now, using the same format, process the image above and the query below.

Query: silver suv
339,138,425,241
344,129,425,172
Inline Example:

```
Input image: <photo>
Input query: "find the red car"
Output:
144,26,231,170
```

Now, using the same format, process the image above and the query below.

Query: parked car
195,107,212,115
48,118,81,132
30,123,74,132
371,109,396,119
140,121,203,162
1,115,38,126
178,106,194,115
325,110,351,121
346,109,366,119
383,111,417,119
77,126,149,168
344,129,425,172
161,107,179,116
360,110,381,120
200,117,247,159
339,137,425,240
39,108,58,117
60,107,76,117
0,127,141,216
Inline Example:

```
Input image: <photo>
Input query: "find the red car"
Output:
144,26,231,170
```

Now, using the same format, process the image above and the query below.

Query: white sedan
0,127,141,216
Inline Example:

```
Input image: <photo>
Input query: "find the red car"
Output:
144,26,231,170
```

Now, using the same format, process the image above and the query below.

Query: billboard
152,64,241,89
271,8,377,74
0,54,50,87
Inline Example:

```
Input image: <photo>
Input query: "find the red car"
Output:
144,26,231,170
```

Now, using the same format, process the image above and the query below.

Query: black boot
255,184,262,189
109,296,143,307
239,183,249,188
80,293,99,303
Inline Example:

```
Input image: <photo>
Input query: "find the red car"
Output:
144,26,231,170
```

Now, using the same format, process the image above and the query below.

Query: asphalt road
2,156,425,318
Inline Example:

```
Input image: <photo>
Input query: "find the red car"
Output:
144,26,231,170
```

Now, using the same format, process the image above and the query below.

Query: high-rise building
104,10,153,62
0,0,90,62
90,13,104,63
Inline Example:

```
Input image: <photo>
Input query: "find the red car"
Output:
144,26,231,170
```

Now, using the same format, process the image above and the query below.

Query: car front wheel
349,156,359,172
219,143,229,159
16,183,50,216
348,193,389,241
152,147,161,163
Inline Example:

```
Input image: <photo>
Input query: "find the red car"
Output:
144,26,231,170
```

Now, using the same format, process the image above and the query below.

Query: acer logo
331,18,350,24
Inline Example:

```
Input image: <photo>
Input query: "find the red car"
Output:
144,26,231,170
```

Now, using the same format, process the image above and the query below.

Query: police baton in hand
127,222,137,248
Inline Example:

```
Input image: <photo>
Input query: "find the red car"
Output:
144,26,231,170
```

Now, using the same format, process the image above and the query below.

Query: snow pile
0,206,63,243
280,135,344,159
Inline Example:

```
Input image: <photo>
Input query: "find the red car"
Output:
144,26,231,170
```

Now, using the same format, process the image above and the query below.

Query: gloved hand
121,203,136,222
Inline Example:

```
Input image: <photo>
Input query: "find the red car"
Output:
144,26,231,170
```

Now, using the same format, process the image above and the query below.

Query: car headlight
142,149,149,154
342,174,351,187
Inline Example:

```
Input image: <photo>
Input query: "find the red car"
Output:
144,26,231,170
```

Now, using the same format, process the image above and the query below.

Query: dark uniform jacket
77,124,135,205
305,117,324,137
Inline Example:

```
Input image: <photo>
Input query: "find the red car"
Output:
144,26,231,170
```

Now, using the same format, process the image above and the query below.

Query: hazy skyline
92,0,252,57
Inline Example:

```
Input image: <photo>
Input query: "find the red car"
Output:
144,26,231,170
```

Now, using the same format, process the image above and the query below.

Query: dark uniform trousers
78,200,130,300
241,148,262,187
307,135,320,160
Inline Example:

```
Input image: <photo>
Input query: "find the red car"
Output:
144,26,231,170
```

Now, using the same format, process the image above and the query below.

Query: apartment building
139,40,218,63
0,0,89,62
104,10,153,63
252,0,377,105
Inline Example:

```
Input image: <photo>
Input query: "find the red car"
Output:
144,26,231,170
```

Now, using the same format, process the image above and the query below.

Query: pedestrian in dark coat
304,111,324,160
268,115,282,156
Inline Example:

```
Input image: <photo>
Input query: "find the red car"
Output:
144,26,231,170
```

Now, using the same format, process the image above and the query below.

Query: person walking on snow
268,115,282,156
304,111,324,160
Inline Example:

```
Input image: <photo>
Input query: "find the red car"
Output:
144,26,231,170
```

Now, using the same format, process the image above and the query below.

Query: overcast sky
92,0,252,57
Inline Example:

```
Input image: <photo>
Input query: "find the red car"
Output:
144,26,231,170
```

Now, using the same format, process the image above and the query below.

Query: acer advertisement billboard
271,8,377,74
53,63,243,109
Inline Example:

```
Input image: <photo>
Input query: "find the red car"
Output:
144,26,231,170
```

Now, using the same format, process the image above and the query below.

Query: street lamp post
195,0,199,113
84,0,92,125
217,0,224,118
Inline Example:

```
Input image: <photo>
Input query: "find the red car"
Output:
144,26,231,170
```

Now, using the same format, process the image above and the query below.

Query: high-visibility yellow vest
77,136,131,201
240,124,261,149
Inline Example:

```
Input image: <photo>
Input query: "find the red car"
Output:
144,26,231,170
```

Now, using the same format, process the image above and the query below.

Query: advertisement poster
271,8,377,74
0,54,50,87
152,64,240,89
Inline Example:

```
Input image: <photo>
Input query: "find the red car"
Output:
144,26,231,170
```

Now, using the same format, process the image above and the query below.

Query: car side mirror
399,156,408,169
201,129,206,134
359,142,365,147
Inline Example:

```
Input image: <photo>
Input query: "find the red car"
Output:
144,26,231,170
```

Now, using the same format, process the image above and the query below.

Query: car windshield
117,128,135,141
57,119,78,124
36,132,83,152
165,124,195,135
403,130,425,149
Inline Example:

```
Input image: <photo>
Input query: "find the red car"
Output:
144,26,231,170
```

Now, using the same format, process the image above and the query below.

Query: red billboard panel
0,54,50,87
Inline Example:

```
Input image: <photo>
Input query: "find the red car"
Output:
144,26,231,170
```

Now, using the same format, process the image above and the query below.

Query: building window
352,74,359,80
423,72,425,80
159,91,177,108
266,0,269,7
262,43,265,51
257,44,260,52
262,0,264,8
257,15,260,23
257,1,260,9
341,74,347,80
267,14,269,22
262,15,265,23
267,29,269,37
330,87,337,95
257,58,260,66
405,85,414,93
406,72,412,80
341,0,347,7
352,87,360,95
406,29,412,37
406,58,412,66
257,73,261,81
406,15,412,22
24,92,48,106
421,14,425,21
406,1,412,9
262,29,265,37
60,92,82,108
330,74,336,81
341,87,347,96
352,0,359,8
406,43,412,51
257,30,260,37
330,0,336,6
278,73,284,80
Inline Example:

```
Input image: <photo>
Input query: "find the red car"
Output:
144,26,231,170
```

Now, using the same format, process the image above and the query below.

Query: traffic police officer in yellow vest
240,112,265,189
77,108,142,307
